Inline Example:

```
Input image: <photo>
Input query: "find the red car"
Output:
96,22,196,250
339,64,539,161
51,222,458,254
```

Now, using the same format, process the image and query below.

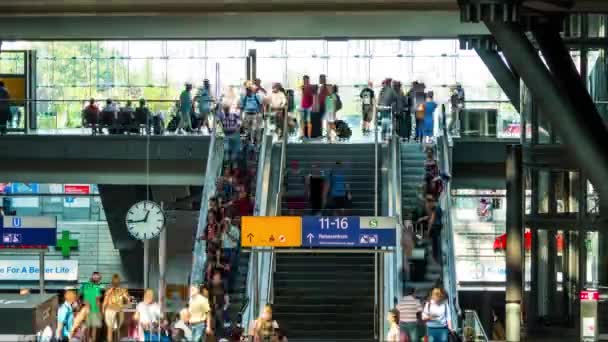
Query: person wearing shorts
103,274,129,342
324,85,338,142
195,79,213,133
240,87,262,144
299,75,314,139
360,82,375,134
81,272,103,342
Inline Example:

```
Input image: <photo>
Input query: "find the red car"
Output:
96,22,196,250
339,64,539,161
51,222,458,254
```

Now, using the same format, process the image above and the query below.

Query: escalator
273,253,375,341
398,142,443,295
273,143,381,341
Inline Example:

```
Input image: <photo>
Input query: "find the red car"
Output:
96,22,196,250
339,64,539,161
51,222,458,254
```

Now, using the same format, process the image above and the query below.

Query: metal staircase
272,252,376,342
281,143,378,216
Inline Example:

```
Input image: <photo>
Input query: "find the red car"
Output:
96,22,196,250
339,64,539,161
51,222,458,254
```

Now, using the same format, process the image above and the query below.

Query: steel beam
474,47,520,109
505,144,523,342
486,21,608,200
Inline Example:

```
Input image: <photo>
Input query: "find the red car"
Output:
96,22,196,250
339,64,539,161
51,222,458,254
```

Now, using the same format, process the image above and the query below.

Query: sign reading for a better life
241,216,302,247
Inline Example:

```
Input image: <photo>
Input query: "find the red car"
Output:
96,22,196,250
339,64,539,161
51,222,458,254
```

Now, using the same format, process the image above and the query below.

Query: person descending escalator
378,78,398,141
423,92,438,144
422,287,453,342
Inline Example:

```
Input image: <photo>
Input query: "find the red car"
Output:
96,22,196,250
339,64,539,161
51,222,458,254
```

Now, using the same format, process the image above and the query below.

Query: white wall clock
125,200,165,240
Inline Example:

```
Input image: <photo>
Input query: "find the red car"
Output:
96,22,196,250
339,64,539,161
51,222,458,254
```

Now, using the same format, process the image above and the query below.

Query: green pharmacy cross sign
56,231,78,258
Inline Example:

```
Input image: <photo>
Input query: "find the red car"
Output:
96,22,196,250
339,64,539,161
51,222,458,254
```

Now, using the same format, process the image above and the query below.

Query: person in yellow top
103,274,130,342
189,284,212,342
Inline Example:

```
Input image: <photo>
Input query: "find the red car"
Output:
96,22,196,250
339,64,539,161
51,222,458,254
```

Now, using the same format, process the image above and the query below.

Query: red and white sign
581,290,600,301
64,184,91,208
64,184,90,195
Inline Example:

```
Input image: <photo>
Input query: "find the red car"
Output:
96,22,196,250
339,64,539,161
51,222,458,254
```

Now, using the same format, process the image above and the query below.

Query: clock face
125,201,165,240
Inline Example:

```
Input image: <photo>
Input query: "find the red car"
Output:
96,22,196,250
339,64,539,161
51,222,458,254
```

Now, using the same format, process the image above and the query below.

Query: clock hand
127,219,145,224
143,211,150,222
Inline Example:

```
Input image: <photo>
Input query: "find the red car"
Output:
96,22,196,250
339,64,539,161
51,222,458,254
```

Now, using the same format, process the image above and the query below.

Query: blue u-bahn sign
0,216,57,247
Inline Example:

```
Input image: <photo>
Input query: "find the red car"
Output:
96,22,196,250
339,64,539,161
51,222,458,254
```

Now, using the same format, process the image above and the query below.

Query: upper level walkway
0,132,209,185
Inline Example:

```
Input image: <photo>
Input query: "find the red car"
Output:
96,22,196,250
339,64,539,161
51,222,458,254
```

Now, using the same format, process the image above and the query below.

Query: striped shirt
397,295,423,323
218,110,241,134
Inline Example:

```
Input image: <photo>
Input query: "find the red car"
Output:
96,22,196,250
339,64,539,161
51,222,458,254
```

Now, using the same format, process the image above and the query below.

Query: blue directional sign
301,216,397,248
0,216,57,247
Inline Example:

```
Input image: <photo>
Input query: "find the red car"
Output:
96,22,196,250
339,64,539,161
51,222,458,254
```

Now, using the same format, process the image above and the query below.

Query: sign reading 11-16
302,216,396,248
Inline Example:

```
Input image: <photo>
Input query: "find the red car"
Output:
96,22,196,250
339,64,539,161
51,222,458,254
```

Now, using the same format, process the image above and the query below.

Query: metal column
143,240,150,289
486,21,608,200
505,144,523,342
246,49,257,81
39,251,45,294
474,47,520,110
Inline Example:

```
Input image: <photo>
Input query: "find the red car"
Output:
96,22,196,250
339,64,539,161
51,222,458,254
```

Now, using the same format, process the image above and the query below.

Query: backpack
335,94,343,111
335,120,352,139
240,94,261,111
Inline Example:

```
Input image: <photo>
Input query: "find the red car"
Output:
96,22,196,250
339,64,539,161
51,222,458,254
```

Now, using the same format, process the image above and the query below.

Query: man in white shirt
173,308,193,341
189,284,212,342
221,217,241,291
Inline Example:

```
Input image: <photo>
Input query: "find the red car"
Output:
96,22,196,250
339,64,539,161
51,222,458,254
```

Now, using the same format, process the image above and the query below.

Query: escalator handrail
191,117,224,286
438,124,462,333
243,122,269,330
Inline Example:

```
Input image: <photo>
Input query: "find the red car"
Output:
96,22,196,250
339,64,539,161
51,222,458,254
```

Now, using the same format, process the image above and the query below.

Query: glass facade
0,39,513,130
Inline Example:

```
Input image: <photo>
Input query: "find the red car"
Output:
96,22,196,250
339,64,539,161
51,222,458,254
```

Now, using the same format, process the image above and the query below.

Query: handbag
448,330,462,342
415,103,425,120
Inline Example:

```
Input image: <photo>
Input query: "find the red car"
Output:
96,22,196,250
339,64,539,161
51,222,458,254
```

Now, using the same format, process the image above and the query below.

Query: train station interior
0,1,608,341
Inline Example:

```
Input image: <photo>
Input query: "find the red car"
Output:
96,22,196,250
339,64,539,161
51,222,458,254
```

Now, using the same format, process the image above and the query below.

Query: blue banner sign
0,216,57,247
301,216,397,248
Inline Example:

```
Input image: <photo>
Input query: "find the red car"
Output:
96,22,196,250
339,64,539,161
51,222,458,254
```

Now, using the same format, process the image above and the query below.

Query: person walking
0,81,10,135
359,81,375,135
57,289,77,341
103,274,130,342
378,78,397,140
217,103,241,164
423,92,438,144
422,287,452,342
324,84,339,142
299,75,314,139
189,284,212,342
178,83,194,134
80,271,103,342
195,79,214,134
240,86,263,144
269,83,287,137
396,288,424,342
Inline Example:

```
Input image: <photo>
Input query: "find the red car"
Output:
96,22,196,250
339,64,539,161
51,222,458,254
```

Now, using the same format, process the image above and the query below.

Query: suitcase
310,111,323,138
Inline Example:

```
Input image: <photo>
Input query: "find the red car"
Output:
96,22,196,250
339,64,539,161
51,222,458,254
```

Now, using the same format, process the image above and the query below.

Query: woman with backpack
324,85,341,142
422,287,452,342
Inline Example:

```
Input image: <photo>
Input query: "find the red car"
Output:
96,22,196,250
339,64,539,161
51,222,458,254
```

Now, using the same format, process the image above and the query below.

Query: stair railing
242,111,283,333
463,310,489,342
438,119,463,334
191,113,224,286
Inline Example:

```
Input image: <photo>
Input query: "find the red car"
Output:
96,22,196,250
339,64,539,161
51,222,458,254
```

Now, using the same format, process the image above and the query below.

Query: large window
1,39,513,129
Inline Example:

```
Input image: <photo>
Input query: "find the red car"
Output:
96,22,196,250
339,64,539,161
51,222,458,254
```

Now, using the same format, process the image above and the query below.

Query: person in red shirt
83,98,101,133
300,75,314,139
233,186,253,218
